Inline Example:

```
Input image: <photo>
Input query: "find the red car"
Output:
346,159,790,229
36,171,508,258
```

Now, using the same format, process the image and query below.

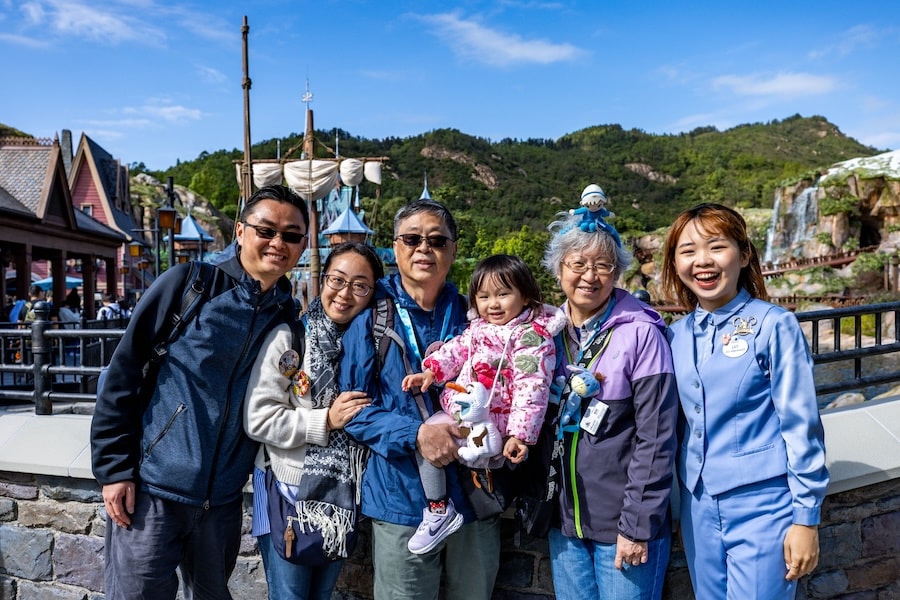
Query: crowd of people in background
0,182,827,600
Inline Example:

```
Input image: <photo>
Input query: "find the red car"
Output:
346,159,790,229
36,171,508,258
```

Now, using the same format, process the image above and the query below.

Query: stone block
496,551,535,589
335,560,374,597
861,511,900,557
818,522,862,568
0,482,38,501
847,556,900,592
0,498,15,522
535,555,553,592
16,580,86,599
227,556,267,599
662,567,694,599
54,532,105,592
0,577,15,599
40,476,102,503
18,500,96,534
0,524,52,580
806,569,849,598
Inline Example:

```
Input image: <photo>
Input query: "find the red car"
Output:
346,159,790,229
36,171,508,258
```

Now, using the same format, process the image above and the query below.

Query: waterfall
764,185,819,264
763,189,782,264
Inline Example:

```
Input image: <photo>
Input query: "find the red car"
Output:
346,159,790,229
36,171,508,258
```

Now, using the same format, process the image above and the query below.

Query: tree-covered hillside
139,114,877,249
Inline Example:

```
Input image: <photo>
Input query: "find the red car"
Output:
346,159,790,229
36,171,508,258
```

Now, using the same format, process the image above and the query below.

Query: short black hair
241,185,310,231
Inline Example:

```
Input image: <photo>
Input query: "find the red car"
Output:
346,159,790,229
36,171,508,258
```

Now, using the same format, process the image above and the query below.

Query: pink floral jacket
424,304,566,444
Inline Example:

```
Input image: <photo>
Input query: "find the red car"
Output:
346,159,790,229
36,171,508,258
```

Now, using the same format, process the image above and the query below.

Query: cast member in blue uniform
661,203,829,600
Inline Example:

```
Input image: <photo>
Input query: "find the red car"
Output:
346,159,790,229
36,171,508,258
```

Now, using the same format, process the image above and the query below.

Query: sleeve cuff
306,408,330,446
792,505,821,526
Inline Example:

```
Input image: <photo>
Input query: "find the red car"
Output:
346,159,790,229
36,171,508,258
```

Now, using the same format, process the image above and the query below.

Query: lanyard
394,302,454,367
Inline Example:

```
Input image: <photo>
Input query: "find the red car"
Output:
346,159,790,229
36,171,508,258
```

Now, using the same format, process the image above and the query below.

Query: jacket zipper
201,294,262,509
143,403,186,458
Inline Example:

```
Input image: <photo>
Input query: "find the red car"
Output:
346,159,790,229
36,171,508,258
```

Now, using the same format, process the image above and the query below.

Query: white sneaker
407,500,464,555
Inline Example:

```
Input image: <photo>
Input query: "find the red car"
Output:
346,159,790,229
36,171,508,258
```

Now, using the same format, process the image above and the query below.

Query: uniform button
694,405,701,413
696,455,702,463
692,381,700,389
695,430,702,438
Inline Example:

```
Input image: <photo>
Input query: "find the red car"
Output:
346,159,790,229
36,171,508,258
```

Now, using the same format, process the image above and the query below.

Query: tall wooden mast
302,83,321,298
240,16,253,210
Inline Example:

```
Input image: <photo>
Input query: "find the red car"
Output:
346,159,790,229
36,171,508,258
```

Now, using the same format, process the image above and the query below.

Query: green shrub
819,196,858,216
840,313,876,337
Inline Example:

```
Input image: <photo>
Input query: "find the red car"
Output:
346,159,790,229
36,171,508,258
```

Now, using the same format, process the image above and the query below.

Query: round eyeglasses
563,260,616,275
322,274,373,297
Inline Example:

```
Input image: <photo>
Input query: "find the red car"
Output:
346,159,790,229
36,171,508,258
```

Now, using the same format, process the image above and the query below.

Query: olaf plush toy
446,381,503,466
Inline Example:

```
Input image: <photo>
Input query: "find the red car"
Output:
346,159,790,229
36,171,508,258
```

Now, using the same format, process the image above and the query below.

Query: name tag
580,398,609,435
723,338,748,358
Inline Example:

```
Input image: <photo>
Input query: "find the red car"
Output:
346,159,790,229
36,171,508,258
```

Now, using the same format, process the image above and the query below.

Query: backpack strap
372,297,431,421
150,261,217,364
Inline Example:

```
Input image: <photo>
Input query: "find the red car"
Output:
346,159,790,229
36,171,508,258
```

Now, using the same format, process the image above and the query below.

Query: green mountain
145,114,878,248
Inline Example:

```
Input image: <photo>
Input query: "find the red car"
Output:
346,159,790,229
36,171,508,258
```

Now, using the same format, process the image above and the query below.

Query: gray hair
393,199,458,240
542,211,632,279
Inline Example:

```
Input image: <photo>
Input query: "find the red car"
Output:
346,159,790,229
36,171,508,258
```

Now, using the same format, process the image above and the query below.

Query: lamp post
136,258,150,296
161,177,179,271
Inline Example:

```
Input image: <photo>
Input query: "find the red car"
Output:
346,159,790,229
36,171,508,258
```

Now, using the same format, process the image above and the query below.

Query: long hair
661,203,768,310
467,254,542,310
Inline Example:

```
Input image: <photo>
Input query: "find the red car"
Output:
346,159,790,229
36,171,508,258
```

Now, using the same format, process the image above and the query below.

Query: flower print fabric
424,304,567,444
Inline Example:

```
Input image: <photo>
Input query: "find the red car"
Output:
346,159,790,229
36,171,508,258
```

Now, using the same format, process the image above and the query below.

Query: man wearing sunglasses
92,185,309,599
341,199,501,600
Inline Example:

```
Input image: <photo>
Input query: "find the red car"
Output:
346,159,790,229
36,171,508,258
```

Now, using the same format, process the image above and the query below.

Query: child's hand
503,437,529,464
403,370,435,392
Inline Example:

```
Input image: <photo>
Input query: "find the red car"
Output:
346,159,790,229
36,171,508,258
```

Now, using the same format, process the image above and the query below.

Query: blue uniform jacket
340,274,471,527
667,289,829,525
90,244,296,507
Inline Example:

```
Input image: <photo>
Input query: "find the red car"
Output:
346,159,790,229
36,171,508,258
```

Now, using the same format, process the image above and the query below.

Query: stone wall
0,470,896,599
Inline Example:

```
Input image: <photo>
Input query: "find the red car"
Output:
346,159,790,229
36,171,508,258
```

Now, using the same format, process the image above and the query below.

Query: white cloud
16,0,166,45
711,72,838,98
414,11,584,67
196,65,227,85
0,32,48,47
808,24,880,59
121,102,203,123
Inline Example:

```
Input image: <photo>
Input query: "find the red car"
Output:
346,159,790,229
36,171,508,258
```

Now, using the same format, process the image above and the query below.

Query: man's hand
416,422,461,467
614,534,649,570
102,481,136,528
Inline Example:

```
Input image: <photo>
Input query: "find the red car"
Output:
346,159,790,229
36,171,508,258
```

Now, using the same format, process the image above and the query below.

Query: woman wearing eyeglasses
244,241,383,600
540,189,678,600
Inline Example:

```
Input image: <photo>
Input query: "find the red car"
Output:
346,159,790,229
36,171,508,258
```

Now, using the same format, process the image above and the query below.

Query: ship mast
301,80,322,298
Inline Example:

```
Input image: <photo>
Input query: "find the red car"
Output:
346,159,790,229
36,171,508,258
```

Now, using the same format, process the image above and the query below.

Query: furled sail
235,159,383,201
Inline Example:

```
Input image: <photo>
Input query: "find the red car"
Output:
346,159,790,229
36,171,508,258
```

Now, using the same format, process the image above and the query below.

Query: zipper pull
284,518,296,557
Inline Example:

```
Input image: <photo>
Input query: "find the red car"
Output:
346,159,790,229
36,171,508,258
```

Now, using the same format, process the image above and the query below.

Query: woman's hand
327,390,371,430
614,534,648,570
784,524,820,580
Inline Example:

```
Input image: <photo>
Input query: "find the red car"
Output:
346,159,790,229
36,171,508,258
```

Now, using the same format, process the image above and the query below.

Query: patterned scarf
293,297,367,559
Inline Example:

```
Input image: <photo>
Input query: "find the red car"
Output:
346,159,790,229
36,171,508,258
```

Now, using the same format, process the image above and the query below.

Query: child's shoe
407,499,464,554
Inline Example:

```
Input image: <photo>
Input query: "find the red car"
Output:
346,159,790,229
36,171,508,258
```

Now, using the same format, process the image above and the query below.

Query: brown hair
661,203,768,310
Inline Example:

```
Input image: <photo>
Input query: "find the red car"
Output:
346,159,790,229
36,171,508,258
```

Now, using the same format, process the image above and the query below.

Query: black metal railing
2,300,899,414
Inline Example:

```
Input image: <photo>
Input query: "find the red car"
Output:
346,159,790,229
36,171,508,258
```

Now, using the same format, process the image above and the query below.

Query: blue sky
2,1,898,171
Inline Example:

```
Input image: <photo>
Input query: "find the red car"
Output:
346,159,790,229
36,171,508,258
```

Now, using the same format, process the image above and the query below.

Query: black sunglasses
394,233,454,249
242,222,307,245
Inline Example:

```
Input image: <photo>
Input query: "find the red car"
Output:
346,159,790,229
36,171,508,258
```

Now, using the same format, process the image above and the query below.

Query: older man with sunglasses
340,199,501,600
92,185,309,599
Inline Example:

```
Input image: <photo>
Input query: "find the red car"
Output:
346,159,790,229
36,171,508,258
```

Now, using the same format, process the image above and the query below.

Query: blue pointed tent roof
164,213,215,243
321,207,373,235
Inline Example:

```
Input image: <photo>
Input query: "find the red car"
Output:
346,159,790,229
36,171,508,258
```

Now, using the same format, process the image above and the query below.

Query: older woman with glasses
540,187,678,600
244,241,383,600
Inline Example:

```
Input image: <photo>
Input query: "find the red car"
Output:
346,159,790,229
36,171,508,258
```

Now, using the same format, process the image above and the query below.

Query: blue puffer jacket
340,274,470,527
90,244,296,507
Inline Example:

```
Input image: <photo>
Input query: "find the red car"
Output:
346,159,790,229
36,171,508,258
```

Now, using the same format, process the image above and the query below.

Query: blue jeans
104,492,242,600
548,526,670,600
257,533,344,600
371,516,501,600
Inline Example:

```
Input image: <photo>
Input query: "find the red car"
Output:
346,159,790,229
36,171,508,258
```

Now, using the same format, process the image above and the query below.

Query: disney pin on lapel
723,315,756,358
